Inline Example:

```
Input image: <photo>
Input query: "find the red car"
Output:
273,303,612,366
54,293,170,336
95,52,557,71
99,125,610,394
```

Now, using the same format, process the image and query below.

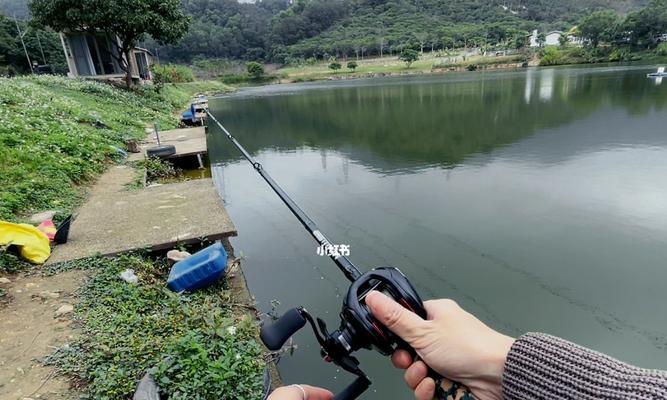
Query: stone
25,283,37,289
54,304,74,317
0,277,10,284
133,373,160,400
119,269,138,284
29,210,57,224
35,291,60,300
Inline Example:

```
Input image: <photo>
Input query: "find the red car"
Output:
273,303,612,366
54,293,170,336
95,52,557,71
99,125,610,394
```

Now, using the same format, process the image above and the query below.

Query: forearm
502,332,667,399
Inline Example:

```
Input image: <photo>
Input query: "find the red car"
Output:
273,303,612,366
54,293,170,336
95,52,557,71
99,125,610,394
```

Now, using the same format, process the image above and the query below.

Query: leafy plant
328,61,342,72
656,42,667,56
152,64,195,83
140,157,182,184
466,63,478,71
45,255,265,400
347,61,358,71
246,61,265,79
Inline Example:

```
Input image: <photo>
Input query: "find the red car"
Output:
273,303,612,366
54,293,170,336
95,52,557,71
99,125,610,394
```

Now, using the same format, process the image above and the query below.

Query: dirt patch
0,270,85,400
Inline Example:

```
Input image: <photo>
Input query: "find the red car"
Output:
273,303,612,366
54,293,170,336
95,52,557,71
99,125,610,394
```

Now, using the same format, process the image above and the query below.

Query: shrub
540,47,565,66
347,61,358,71
328,61,342,72
466,63,478,71
656,43,667,56
608,48,629,62
246,61,265,79
152,64,194,84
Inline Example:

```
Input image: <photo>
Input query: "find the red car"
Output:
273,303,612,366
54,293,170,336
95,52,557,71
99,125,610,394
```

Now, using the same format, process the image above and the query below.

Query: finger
366,291,427,341
414,377,436,400
404,361,429,389
391,349,413,369
301,385,334,400
423,299,460,320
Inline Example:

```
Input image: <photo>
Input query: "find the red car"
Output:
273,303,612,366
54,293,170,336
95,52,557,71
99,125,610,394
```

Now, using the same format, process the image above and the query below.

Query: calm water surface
207,65,667,399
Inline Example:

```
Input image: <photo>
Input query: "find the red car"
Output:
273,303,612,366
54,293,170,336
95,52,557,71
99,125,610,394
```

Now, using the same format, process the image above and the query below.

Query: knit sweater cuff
501,332,667,400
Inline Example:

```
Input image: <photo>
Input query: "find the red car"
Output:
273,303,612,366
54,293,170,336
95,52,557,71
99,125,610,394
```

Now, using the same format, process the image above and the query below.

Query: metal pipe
206,110,362,282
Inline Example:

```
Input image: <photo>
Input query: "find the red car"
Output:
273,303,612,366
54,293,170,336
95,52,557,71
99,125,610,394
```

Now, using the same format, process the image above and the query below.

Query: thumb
302,384,334,400
365,290,427,342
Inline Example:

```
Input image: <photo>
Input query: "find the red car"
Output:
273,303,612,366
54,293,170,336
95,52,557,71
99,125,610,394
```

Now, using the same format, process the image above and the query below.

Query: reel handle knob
260,308,307,351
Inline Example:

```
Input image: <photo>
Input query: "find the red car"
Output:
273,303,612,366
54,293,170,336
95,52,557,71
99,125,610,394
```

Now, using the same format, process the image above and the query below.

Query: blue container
167,242,228,292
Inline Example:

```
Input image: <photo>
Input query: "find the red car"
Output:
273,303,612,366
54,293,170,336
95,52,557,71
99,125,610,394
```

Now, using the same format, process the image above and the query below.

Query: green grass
277,52,527,82
0,76,232,223
44,254,265,400
0,75,232,273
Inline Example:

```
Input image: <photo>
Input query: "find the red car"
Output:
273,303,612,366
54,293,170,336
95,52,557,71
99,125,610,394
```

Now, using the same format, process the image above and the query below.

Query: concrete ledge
48,174,236,265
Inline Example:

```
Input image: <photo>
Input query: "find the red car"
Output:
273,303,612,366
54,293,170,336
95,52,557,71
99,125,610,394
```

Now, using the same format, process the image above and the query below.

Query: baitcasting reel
261,267,463,400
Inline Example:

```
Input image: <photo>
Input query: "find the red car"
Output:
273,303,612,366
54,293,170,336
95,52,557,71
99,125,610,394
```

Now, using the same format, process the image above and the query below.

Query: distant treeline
148,0,650,64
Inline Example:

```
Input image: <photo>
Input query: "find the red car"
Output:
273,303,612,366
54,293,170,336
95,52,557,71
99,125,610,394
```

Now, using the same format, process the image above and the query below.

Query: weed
45,254,264,400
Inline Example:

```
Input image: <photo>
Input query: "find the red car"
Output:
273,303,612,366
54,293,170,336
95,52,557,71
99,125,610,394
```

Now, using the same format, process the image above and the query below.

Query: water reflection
207,66,667,399
209,66,666,174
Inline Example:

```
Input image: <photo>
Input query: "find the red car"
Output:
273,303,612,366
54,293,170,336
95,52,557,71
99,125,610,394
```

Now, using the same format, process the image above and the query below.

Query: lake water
207,65,667,399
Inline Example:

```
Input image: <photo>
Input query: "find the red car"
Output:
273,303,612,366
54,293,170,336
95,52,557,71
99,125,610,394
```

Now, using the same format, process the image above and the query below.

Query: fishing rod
206,111,360,283
206,111,471,400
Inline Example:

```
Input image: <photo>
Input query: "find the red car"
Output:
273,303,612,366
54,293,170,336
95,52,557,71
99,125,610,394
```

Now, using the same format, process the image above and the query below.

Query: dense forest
0,0,658,73
150,0,649,63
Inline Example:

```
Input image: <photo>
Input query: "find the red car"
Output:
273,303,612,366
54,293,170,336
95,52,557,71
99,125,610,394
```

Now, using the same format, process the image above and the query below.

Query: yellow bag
0,221,51,264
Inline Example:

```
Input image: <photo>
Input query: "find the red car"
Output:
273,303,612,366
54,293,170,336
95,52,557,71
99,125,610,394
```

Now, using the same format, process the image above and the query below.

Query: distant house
59,31,153,82
529,30,583,47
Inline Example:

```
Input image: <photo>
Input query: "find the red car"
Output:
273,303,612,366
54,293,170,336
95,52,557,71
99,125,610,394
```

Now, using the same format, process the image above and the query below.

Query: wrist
470,334,515,400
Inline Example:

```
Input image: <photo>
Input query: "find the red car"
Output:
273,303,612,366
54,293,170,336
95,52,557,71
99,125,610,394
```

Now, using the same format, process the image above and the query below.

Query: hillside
155,0,648,62
1,0,649,64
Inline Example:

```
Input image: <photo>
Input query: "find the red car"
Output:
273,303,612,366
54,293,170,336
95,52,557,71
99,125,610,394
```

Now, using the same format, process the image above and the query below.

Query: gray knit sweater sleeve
501,332,667,399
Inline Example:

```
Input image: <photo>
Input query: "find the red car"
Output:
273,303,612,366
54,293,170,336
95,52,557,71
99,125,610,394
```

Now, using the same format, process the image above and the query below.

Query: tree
399,48,419,68
558,32,570,47
513,34,527,50
414,31,428,53
246,61,264,79
30,0,190,87
577,10,620,48
623,0,667,49
347,60,357,71
328,61,341,72
537,32,547,47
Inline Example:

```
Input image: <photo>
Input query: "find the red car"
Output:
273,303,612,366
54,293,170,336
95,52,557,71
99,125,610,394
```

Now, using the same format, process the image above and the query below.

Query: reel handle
333,376,371,400
260,308,307,351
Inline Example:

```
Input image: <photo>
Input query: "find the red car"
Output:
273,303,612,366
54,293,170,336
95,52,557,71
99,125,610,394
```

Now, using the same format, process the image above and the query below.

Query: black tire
146,145,176,158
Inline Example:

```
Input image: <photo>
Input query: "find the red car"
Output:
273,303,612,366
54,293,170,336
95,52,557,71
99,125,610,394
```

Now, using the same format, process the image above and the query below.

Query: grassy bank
276,53,527,82
0,76,230,223
0,75,231,272
45,254,265,400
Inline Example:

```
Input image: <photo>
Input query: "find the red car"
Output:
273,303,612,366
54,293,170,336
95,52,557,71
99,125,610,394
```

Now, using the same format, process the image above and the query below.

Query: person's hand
365,291,515,400
267,384,333,400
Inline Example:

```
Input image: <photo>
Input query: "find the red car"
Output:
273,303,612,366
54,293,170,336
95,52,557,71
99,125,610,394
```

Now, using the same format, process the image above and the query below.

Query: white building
529,30,582,47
